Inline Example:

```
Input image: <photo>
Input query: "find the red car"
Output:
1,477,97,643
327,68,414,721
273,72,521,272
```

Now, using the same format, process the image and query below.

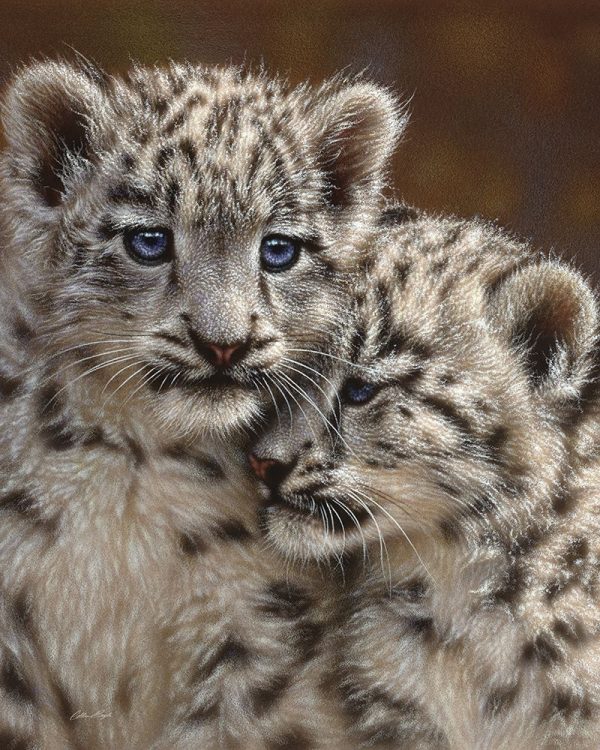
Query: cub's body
0,59,404,749
253,209,600,749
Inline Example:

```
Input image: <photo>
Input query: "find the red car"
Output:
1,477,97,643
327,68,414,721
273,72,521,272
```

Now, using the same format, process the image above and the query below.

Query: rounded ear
488,261,598,399
309,79,408,212
1,60,107,213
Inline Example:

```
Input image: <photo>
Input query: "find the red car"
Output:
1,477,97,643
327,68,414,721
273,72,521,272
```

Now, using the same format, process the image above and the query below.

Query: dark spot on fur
484,684,519,716
0,490,37,516
522,634,562,666
187,701,219,723
36,383,79,451
394,260,413,287
193,638,250,683
439,517,461,543
259,582,312,619
379,204,418,227
249,673,290,717
349,324,366,362
1,659,35,704
493,562,525,606
485,425,510,461
214,520,252,543
179,138,199,172
394,365,424,392
422,395,473,437
552,487,579,515
294,620,324,661
162,110,186,137
470,492,497,516
405,617,434,639
12,593,34,637
155,145,175,171
0,371,21,400
125,437,145,467
564,537,589,567
107,182,155,207
392,579,428,602
121,152,135,171
444,225,463,247
115,672,134,714
431,257,449,274
179,530,207,556
166,179,181,215
13,316,35,344
40,423,77,451
53,680,76,723
543,688,594,722
552,617,587,645
267,727,313,750
0,732,29,750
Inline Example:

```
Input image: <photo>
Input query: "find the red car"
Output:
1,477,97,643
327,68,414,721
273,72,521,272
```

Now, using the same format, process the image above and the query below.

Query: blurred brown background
2,0,599,282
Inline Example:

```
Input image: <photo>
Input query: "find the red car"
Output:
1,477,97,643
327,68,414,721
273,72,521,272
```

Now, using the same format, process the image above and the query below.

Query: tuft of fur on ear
309,79,407,211
489,261,598,400
1,60,106,212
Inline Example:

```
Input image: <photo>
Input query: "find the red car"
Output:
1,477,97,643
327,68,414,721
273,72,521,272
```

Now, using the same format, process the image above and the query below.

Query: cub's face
250,227,597,563
1,61,404,438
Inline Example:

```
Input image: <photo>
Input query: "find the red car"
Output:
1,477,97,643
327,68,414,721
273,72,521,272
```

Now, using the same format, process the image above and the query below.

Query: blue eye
124,228,172,265
260,235,301,272
342,379,378,405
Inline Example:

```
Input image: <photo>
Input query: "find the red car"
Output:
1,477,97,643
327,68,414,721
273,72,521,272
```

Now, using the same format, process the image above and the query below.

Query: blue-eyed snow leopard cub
0,60,406,748
251,208,600,749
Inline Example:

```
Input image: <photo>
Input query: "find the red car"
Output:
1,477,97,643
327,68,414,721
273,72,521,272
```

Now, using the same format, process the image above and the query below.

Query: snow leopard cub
0,60,404,748
251,208,600,749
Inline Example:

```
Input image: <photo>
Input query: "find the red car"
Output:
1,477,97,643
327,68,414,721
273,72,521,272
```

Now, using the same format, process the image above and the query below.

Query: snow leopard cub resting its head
1,60,405,441
251,210,600,748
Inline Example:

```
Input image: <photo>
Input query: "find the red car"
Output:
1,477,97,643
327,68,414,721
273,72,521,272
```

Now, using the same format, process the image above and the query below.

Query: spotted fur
0,59,407,748
252,208,600,749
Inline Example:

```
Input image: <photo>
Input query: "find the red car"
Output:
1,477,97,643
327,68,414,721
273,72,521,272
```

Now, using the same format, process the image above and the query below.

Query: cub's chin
259,499,365,563
150,384,266,441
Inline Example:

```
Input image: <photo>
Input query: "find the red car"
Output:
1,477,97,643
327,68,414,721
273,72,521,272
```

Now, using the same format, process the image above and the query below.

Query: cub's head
250,217,598,563
1,60,405,438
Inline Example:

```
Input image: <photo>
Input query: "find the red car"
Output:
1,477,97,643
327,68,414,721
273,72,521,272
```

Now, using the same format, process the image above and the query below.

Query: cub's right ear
488,261,598,406
1,60,106,215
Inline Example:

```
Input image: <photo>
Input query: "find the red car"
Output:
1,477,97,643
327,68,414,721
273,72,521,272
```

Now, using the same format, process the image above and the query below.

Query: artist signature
70,709,112,720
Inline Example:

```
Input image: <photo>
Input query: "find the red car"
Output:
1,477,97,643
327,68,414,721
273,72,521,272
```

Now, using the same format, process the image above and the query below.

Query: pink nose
206,342,242,368
248,453,279,484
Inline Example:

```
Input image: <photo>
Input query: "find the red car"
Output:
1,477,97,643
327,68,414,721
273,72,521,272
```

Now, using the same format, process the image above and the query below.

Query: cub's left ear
308,79,408,213
489,261,598,399
1,60,107,216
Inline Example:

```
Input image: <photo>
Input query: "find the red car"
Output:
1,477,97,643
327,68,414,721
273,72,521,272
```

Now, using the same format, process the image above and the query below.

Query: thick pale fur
252,207,600,749
0,60,405,748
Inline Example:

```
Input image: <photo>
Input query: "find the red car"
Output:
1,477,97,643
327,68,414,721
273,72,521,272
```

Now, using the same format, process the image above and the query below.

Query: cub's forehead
112,65,303,151
99,65,319,229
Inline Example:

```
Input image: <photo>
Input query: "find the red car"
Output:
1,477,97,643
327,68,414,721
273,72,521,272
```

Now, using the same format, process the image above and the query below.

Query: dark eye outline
260,234,302,272
341,379,379,405
123,227,173,266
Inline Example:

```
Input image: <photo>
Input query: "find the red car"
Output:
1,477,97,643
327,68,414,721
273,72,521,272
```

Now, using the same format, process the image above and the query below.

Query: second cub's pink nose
248,453,279,483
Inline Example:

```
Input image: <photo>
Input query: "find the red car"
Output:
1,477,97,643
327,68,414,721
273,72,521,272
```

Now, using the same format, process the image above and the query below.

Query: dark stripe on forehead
179,138,199,173
108,182,155,208
162,110,186,137
374,282,394,340
205,102,230,145
166,179,181,215
154,144,175,171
